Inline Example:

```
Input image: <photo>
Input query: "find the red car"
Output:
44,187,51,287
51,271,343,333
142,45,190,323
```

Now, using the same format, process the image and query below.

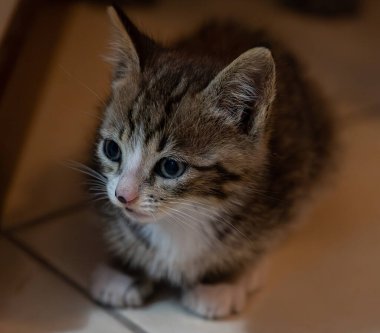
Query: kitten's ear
202,47,276,136
107,5,159,84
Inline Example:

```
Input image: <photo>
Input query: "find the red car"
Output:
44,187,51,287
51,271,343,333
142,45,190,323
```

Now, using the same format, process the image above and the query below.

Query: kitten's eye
103,139,121,162
156,158,186,179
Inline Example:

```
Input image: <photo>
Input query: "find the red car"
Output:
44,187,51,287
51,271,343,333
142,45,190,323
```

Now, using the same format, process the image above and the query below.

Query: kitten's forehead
103,53,235,158
140,53,223,112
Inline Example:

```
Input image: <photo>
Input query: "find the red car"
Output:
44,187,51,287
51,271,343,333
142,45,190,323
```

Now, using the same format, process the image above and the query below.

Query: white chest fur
141,204,219,282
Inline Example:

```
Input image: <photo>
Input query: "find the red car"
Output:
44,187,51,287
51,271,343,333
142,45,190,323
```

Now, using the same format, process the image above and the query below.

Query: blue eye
156,158,186,179
103,139,121,162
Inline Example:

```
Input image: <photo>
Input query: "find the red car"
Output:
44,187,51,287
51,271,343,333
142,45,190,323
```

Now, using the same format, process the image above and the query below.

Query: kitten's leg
181,265,261,319
90,263,153,307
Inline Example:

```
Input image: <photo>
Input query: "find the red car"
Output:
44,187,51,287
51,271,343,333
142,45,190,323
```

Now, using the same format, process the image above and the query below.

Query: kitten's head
95,6,276,223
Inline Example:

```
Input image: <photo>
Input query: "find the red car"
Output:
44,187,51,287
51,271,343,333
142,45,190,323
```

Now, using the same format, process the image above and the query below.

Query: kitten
89,5,334,319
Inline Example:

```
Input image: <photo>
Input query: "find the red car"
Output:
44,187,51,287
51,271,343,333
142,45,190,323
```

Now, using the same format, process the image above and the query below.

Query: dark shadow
0,1,71,225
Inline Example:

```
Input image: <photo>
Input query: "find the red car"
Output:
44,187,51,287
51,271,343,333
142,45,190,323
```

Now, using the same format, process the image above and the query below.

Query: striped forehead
110,57,218,154
118,85,190,150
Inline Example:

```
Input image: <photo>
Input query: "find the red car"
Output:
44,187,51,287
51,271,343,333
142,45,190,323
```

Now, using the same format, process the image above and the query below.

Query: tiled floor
1,0,380,332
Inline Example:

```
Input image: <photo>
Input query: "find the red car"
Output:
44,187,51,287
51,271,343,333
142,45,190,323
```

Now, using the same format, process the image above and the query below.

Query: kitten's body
90,8,334,318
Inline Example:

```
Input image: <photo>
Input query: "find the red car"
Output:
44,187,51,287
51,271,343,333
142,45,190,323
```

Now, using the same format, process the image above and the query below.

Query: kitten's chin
123,209,156,224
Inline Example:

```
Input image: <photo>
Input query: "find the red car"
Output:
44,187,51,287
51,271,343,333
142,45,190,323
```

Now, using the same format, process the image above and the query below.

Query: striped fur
91,7,335,316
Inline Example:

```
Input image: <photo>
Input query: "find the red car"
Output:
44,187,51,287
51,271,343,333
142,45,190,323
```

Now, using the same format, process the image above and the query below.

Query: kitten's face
94,8,275,224
97,59,256,223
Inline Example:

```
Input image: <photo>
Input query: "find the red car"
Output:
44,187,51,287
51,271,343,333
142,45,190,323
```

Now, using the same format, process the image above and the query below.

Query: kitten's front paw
90,264,153,308
181,283,247,319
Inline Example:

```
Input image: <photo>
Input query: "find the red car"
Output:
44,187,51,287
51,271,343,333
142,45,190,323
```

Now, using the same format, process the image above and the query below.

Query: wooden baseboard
0,1,71,228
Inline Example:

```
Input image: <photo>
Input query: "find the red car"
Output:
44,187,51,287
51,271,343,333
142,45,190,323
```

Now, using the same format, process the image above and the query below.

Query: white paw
90,264,152,308
181,283,247,319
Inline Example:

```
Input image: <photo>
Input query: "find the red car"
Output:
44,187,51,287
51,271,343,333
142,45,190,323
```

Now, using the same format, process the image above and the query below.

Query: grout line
3,233,150,333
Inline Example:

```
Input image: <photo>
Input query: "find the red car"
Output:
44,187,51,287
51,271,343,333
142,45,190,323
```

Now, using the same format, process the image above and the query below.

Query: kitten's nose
115,190,138,205
115,176,139,206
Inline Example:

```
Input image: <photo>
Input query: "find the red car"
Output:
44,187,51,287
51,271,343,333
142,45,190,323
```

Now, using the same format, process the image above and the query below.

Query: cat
89,5,334,319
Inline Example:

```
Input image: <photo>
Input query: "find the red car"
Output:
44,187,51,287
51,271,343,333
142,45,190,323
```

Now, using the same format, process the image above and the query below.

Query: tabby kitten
90,6,334,319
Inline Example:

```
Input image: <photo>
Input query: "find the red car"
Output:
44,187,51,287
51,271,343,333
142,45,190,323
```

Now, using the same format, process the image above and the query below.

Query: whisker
58,64,106,107
166,199,254,245
91,196,109,202
83,182,107,189
162,207,203,235
157,208,187,232
64,160,107,183
165,206,202,226
162,208,217,248
88,188,108,193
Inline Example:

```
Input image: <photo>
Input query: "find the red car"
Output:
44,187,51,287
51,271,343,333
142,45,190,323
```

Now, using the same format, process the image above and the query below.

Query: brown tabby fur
92,6,334,302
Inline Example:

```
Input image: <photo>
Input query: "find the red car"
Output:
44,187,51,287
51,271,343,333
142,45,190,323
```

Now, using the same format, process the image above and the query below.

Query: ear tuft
202,47,276,135
106,6,140,83
106,5,160,84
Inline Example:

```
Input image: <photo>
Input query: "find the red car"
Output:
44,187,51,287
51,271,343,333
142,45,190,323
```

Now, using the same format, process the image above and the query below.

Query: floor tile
248,0,380,114
12,209,108,289
14,208,249,333
14,112,380,333
120,300,247,333
248,118,380,333
0,237,132,333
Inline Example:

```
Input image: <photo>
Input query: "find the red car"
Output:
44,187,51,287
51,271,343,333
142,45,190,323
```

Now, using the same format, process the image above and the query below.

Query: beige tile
15,208,108,289
14,112,380,332
0,237,132,333
120,300,247,333
248,119,380,332
15,208,249,333
246,0,380,114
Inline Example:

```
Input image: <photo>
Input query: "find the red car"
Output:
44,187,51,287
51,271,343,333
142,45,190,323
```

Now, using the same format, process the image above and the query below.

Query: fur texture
89,6,334,318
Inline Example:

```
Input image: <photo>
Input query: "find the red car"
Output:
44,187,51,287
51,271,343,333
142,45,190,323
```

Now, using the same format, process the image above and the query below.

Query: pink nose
115,189,139,205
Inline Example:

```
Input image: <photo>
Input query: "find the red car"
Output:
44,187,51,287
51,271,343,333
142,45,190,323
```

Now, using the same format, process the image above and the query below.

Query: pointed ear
106,5,159,85
202,47,276,136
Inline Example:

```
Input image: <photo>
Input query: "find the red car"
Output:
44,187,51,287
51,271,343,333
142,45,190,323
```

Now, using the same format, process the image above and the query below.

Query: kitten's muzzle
115,193,150,219
115,190,138,206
